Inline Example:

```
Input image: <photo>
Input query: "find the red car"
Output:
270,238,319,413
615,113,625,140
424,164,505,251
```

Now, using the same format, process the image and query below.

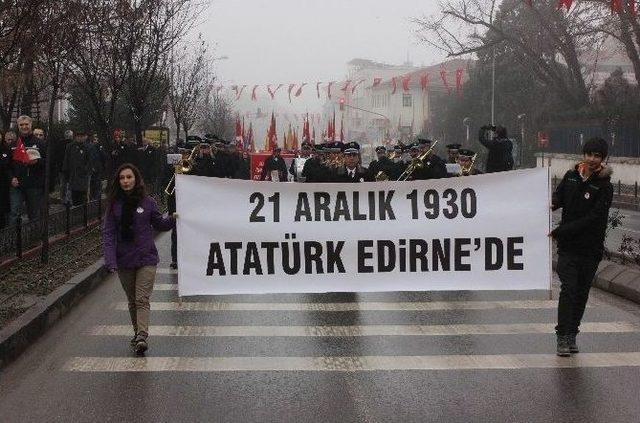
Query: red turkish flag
341,80,352,92
351,79,366,94
251,85,259,101
316,82,322,98
288,84,296,102
557,0,572,10
610,0,622,12
12,137,30,164
328,81,335,99
391,77,397,95
455,68,464,96
372,78,382,88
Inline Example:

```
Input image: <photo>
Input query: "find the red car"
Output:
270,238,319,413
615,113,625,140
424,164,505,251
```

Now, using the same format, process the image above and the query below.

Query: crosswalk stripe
157,268,177,275
63,352,640,372
88,322,640,337
116,300,565,311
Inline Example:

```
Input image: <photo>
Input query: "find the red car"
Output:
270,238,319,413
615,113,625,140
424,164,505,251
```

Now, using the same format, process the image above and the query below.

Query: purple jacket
103,196,175,270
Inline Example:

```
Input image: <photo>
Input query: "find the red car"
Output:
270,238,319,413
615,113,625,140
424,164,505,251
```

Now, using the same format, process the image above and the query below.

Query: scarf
120,194,138,242
577,162,603,182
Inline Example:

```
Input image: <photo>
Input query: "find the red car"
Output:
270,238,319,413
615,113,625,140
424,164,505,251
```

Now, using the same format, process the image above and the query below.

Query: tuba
164,146,198,195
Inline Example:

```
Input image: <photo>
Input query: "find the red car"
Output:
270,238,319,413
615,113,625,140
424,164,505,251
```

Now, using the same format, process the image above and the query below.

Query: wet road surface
2,234,640,422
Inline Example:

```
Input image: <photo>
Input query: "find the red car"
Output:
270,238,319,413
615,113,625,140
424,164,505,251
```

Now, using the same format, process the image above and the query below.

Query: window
403,94,412,107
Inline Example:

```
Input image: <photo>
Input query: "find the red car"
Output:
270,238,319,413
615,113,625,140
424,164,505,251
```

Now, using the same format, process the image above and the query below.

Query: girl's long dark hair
107,163,147,207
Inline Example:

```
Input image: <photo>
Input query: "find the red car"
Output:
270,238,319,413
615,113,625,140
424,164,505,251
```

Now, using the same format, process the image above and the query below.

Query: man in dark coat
551,137,613,357
404,138,447,181
479,125,514,173
456,149,483,176
260,147,289,181
62,131,91,206
367,145,395,181
88,133,107,201
9,116,46,224
333,142,368,183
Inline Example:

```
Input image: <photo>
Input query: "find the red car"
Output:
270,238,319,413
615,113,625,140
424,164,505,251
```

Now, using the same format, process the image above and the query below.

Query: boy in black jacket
551,137,613,356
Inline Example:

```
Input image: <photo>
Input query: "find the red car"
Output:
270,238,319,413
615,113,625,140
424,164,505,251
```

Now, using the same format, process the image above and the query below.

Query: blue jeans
9,186,43,225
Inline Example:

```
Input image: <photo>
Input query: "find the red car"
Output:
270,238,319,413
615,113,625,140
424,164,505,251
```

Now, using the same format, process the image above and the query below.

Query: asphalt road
2,233,640,422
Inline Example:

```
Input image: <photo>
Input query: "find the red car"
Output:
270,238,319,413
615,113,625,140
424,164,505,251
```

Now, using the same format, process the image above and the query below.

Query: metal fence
0,199,105,261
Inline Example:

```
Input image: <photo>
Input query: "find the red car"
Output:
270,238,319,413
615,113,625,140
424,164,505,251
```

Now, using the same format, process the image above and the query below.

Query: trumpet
397,140,439,181
164,146,198,195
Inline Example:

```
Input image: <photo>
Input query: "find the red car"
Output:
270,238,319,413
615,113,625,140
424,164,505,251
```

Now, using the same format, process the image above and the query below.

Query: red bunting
341,80,352,92
328,81,335,99
351,79,366,94
295,83,307,97
251,85,259,101
557,0,572,10
391,77,397,95
455,68,464,96
267,84,283,99
235,85,247,100
402,75,412,92
316,82,322,98
440,68,450,93
287,84,296,103
420,74,429,91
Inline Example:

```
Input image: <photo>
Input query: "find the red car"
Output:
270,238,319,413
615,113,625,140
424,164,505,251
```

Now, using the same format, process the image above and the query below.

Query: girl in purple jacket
103,163,175,354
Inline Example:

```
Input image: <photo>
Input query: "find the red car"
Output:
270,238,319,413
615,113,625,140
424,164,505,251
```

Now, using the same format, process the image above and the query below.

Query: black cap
326,141,343,153
458,148,475,158
375,146,387,153
393,144,404,152
301,141,314,151
343,141,360,154
446,143,462,151
410,142,420,151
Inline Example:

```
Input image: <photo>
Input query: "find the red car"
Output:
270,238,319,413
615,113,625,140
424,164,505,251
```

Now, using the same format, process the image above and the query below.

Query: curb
0,258,108,368
553,257,640,305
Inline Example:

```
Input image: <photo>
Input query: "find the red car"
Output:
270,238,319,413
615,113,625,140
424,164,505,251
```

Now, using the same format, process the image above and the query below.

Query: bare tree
123,0,204,144
64,0,132,146
168,34,214,143
200,92,234,142
413,0,602,109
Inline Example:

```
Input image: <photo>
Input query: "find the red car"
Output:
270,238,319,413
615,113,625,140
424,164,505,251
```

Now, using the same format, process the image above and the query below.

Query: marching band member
446,143,462,164
260,146,289,182
457,149,483,176
334,141,368,183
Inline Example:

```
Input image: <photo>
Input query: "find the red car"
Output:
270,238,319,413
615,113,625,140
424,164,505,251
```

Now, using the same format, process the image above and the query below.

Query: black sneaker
568,334,579,353
135,333,148,355
170,262,178,270
130,334,137,347
557,335,571,357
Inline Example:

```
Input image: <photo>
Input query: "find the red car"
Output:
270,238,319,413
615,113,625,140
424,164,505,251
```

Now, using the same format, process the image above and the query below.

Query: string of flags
217,68,465,102
525,0,637,13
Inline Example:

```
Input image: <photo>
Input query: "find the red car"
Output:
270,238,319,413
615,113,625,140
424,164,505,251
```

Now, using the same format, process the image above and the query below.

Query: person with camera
478,125,514,173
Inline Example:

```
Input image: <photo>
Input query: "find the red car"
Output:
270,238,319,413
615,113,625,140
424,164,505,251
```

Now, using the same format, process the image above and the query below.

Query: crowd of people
0,116,173,230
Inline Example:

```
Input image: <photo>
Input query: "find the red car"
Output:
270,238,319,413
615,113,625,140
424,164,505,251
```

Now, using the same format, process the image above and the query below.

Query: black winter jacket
9,134,46,190
479,127,514,173
552,164,614,259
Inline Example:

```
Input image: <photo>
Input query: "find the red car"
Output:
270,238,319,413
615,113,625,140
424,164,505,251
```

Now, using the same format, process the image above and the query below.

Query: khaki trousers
117,266,156,335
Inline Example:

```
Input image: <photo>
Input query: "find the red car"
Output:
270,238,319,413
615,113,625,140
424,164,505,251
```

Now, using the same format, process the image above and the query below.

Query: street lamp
463,117,471,147
517,113,526,168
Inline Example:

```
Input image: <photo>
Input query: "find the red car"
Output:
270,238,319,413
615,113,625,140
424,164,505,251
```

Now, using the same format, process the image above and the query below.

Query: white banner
176,168,551,296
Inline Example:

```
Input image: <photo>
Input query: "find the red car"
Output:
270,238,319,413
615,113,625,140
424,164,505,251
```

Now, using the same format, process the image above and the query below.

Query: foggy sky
202,0,444,110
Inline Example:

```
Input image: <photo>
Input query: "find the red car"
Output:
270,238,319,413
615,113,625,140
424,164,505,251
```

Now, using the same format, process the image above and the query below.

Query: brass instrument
164,146,198,195
459,154,478,176
375,151,398,181
397,140,440,181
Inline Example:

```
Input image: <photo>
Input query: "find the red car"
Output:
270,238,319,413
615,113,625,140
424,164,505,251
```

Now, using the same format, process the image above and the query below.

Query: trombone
397,140,440,181
459,154,478,176
164,146,198,195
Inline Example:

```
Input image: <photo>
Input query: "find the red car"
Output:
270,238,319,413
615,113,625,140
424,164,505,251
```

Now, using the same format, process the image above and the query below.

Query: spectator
136,138,159,194
62,131,91,206
8,116,46,224
103,163,175,355
89,133,107,201
55,130,73,204
479,125,514,173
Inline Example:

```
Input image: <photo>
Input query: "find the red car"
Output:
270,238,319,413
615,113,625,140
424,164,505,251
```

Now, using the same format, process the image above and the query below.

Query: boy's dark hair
495,126,508,138
583,137,608,158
